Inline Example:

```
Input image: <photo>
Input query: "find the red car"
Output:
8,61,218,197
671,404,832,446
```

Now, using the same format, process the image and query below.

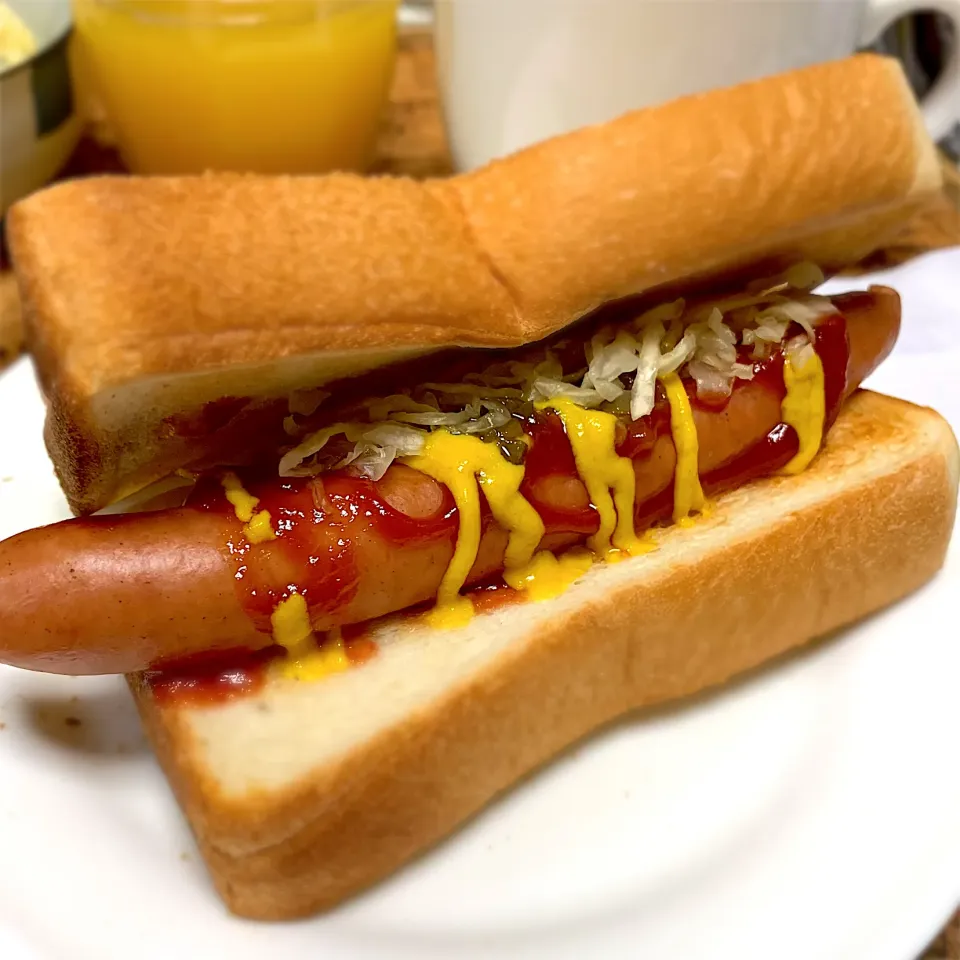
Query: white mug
435,0,960,171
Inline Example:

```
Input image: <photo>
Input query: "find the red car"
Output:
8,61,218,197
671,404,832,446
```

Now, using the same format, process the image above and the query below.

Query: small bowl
1,0,81,215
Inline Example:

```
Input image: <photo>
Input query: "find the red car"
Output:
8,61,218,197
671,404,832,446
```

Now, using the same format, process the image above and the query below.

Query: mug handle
861,0,960,141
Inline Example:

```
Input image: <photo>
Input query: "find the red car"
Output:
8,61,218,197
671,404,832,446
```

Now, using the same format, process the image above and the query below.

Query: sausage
0,511,263,674
539,287,900,512
0,291,899,675
833,285,900,388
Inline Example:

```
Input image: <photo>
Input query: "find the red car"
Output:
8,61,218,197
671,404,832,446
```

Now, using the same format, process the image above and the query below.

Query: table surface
1,24,958,958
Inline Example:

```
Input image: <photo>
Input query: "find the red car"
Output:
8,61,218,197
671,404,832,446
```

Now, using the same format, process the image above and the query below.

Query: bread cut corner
130,390,959,920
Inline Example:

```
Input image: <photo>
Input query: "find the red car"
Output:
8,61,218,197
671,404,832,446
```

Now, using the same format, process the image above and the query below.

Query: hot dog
2,55,957,921
0,287,900,675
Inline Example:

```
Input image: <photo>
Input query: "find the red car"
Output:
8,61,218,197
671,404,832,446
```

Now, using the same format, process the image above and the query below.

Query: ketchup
813,312,850,428
662,312,846,512
154,309,852,706
469,581,525,614
147,629,379,707
521,412,597,534
146,645,282,707
189,471,460,634
618,387,672,460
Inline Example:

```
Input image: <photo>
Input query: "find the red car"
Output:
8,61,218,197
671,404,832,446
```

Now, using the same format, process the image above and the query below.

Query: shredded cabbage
742,315,790,347
765,295,834,340
674,308,753,399
361,422,427,454
657,327,697,376
632,298,685,332
745,261,825,297
528,378,606,408
463,353,566,389
393,409,471,427
582,329,638,402
279,422,358,477
277,266,832,478
421,383,525,400
630,320,664,419
366,394,438,421
784,333,817,369
279,421,427,479
451,401,513,434
393,399,512,431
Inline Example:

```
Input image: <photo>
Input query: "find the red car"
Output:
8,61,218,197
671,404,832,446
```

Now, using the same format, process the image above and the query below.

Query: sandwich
1,54,957,918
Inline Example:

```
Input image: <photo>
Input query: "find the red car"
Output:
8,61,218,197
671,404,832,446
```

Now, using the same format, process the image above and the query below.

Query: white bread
130,391,960,920
6,54,943,514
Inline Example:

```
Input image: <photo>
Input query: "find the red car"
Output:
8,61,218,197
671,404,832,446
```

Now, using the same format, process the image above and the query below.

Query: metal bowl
0,0,80,215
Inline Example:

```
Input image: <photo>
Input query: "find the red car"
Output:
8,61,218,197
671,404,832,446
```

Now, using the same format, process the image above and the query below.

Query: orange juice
70,0,398,174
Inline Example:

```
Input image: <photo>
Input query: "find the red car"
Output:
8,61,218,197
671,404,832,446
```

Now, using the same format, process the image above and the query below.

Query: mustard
220,471,276,543
276,629,351,683
244,509,275,544
403,431,545,628
504,548,594,603
537,398,646,558
267,593,350,682
660,373,706,524
779,344,826,475
221,471,259,523
270,593,313,652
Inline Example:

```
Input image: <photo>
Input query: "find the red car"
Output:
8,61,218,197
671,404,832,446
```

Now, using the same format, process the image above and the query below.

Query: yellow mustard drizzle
268,594,350,681
270,593,313,651
221,471,258,521
660,373,706,525
504,548,594,602
403,431,545,628
244,509,275,544
779,345,826,476
276,629,351,682
537,398,646,558
254,325,829,651
221,471,276,543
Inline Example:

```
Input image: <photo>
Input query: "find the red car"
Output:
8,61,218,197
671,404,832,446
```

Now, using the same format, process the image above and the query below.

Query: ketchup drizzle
153,309,852,706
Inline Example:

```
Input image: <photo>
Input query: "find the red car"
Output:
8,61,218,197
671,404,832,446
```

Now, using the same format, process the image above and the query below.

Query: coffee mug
435,0,960,171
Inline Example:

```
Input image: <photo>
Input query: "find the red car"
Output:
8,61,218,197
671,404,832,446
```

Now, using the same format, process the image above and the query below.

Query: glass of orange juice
70,0,398,175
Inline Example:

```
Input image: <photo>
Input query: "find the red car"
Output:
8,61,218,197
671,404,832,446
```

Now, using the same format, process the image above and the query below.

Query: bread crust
451,54,941,333
7,54,943,514
130,391,959,920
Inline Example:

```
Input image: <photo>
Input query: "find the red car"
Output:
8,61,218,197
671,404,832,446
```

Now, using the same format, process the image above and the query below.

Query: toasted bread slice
130,391,959,920
6,55,942,513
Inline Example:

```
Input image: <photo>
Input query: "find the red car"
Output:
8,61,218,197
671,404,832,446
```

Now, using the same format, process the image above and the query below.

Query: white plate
1,250,959,960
